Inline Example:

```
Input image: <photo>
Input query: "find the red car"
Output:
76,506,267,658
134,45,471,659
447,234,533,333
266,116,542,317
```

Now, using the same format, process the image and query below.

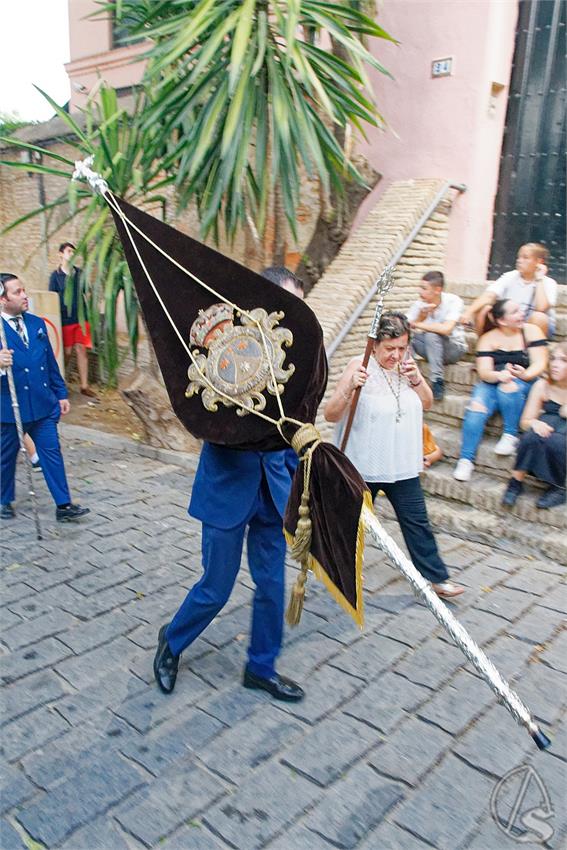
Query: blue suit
166,442,293,678
1,313,71,507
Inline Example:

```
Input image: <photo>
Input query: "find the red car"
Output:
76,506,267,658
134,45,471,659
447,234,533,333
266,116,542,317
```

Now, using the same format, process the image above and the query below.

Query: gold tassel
286,557,309,625
290,493,312,561
283,423,322,626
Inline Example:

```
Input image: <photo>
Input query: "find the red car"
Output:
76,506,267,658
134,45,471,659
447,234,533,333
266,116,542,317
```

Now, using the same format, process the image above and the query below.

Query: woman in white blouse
325,312,464,599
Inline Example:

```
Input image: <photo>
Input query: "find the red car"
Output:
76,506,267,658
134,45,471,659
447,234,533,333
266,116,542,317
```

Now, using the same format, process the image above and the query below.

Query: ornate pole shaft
362,505,550,750
0,319,42,540
340,266,395,452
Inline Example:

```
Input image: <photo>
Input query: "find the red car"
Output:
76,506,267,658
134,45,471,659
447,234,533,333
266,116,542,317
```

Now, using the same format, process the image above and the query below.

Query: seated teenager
501,342,567,510
460,243,557,338
407,271,467,401
453,299,548,482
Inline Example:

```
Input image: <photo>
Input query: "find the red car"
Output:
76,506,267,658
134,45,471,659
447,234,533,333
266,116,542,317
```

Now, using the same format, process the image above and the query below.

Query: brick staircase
310,179,456,440
305,182,567,564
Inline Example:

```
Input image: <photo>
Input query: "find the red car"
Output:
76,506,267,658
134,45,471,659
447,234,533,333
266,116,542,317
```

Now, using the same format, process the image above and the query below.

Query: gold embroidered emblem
186,303,294,415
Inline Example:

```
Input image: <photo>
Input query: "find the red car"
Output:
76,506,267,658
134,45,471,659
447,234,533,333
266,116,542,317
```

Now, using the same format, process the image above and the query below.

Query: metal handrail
325,181,467,360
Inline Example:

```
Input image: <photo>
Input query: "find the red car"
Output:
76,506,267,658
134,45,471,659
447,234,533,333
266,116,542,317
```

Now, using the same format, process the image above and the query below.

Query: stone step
425,392,505,435
419,360,477,391
424,423,526,480
376,493,567,563
420,462,566,530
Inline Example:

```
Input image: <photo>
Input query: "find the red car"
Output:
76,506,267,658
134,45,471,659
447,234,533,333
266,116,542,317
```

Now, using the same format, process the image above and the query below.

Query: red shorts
62,322,92,349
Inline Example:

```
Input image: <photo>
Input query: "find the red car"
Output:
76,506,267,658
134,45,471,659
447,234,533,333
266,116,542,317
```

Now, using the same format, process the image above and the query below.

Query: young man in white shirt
460,243,557,338
407,271,467,401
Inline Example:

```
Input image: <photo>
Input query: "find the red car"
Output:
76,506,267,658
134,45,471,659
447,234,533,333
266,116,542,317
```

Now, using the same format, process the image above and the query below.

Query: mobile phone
400,347,412,372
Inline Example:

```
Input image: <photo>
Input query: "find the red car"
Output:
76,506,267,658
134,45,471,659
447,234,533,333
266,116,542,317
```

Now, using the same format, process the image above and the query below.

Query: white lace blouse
334,356,424,483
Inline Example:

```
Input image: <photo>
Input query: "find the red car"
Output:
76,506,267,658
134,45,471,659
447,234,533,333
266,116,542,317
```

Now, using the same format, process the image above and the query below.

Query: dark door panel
489,0,566,283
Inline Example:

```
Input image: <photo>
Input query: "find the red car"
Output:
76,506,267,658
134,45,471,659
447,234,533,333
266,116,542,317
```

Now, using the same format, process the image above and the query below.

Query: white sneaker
454,459,474,481
494,434,519,456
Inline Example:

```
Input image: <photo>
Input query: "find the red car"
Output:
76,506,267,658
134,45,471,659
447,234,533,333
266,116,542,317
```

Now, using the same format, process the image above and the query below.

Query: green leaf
222,49,254,157
0,160,72,179
0,196,70,235
188,78,229,179
229,0,255,93
291,43,336,121
150,0,224,75
0,137,75,166
251,10,268,77
33,85,92,147
285,0,300,55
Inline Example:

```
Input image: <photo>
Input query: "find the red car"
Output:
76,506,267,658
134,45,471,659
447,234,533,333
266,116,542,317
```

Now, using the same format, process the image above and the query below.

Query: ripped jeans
459,378,531,462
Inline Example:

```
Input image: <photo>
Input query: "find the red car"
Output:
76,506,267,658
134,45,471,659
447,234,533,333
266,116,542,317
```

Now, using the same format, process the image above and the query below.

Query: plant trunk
244,212,265,271
120,368,201,453
295,154,380,294
295,34,381,293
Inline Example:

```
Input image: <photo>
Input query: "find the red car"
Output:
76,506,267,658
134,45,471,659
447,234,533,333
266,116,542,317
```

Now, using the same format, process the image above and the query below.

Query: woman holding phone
325,311,464,599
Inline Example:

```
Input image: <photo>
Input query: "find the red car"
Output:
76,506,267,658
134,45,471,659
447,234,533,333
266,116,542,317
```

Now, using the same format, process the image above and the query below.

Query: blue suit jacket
1,313,68,424
189,442,293,530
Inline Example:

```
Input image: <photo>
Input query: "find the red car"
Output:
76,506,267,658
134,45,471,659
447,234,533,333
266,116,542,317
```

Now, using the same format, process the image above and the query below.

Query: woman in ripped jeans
454,299,548,482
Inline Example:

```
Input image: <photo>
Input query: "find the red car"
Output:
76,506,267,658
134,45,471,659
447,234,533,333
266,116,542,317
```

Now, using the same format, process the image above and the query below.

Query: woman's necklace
379,365,404,423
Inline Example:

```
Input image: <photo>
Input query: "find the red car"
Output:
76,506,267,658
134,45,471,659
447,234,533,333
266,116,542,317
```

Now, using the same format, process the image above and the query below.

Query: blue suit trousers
166,476,286,679
1,409,71,507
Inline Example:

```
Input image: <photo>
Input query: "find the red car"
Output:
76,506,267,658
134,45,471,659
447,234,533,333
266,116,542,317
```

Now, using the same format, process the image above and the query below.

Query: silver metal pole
362,505,550,750
0,318,42,540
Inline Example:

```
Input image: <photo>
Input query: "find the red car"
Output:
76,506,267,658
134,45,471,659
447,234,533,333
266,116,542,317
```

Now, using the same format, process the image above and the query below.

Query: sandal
432,581,465,599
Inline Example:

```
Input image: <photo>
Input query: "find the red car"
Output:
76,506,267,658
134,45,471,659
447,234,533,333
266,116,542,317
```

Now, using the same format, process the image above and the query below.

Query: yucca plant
99,0,395,245
1,1,394,387
0,85,172,384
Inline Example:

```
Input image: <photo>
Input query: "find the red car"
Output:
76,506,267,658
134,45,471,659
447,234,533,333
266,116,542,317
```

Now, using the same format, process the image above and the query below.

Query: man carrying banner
153,270,305,702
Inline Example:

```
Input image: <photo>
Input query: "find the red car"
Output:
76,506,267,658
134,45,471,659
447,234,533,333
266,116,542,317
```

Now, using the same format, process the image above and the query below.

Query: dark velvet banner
109,196,326,451
109,195,368,623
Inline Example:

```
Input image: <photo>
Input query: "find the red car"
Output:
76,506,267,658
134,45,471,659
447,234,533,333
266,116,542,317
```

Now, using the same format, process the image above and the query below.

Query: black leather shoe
501,477,523,507
0,503,15,519
536,486,566,510
154,624,179,694
56,503,90,522
243,669,304,702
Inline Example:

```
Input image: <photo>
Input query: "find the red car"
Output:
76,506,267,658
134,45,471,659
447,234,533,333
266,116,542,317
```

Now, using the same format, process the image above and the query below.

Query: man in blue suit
154,269,305,702
0,273,89,522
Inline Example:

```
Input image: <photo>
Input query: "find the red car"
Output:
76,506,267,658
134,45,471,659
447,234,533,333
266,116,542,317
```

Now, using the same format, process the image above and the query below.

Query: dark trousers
1,411,71,507
366,476,448,584
166,478,286,679
515,429,566,490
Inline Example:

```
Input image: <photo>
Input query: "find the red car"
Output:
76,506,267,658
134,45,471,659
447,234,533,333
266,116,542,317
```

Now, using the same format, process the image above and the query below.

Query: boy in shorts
49,242,97,398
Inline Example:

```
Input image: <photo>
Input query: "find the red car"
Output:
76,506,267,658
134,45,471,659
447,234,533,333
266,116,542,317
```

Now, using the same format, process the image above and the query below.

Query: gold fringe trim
284,488,373,629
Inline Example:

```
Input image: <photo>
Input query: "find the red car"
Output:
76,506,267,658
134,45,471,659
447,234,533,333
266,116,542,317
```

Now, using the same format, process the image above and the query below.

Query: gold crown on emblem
190,302,234,348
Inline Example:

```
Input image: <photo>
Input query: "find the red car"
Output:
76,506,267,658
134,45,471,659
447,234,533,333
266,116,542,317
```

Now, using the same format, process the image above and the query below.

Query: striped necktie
11,316,28,347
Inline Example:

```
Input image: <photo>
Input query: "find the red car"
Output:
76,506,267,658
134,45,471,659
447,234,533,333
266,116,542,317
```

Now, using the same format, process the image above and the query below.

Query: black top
540,399,566,435
48,266,83,326
476,338,547,371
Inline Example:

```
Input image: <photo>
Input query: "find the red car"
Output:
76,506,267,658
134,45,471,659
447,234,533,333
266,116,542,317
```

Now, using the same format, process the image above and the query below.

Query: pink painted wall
65,0,147,111
357,0,519,282
65,0,518,282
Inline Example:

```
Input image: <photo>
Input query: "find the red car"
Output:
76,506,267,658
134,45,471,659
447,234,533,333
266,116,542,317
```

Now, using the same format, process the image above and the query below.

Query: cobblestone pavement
1,426,565,850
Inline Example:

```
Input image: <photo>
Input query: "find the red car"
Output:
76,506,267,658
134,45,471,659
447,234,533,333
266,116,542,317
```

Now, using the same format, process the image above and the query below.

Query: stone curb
60,423,199,472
